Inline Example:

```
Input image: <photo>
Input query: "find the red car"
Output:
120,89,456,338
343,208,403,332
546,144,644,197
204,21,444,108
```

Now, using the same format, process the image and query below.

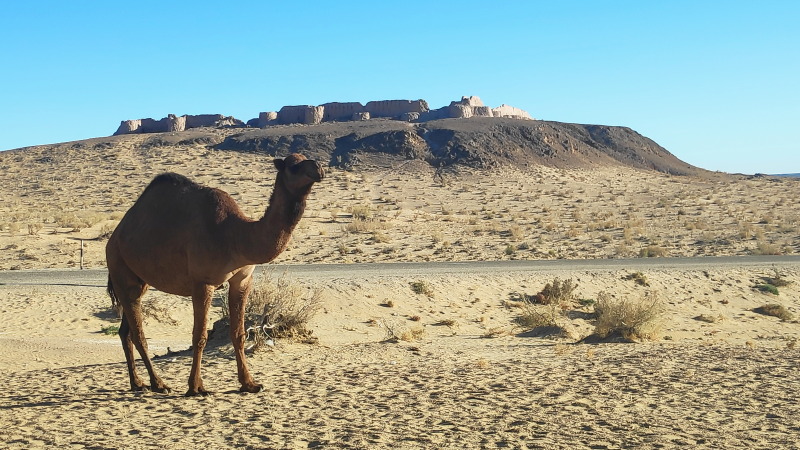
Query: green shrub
754,283,779,295
410,281,434,297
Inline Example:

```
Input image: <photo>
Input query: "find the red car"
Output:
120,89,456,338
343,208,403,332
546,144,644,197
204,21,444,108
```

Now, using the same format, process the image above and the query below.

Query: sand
1,139,799,448
1,264,799,448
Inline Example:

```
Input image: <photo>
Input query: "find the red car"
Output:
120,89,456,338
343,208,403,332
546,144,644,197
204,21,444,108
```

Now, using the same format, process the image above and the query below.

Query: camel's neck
240,179,309,265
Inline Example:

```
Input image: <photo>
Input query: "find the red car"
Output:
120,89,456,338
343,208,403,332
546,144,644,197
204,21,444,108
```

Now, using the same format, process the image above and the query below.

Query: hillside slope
14,118,703,175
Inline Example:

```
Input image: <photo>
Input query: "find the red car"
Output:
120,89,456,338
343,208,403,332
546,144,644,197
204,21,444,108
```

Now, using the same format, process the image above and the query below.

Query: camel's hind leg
118,314,145,390
228,269,263,394
110,271,171,394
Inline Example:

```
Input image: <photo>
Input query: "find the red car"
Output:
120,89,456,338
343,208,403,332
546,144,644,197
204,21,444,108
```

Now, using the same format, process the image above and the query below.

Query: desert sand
1,136,799,448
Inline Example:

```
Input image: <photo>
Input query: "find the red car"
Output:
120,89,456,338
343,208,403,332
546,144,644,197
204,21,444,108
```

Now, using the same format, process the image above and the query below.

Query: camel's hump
145,172,199,191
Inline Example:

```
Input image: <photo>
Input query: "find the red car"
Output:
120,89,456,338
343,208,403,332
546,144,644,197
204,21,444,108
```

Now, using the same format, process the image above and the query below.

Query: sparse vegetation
410,281,434,297
516,302,565,330
237,272,323,349
592,291,665,341
383,321,425,342
623,272,650,287
753,304,794,321
754,283,779,295
100,325,120,335
639,245,667,258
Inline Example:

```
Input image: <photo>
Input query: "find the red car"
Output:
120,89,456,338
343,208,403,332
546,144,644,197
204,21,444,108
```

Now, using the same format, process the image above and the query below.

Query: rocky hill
124,117,699,175
15,117,704,176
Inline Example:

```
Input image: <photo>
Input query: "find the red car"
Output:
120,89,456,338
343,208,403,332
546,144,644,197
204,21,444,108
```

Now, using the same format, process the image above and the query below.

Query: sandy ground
1,139,799,448
1,265,799,448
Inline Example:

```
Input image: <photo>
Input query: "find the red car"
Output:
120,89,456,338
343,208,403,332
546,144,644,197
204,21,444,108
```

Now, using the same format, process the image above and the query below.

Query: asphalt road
1,255,799,287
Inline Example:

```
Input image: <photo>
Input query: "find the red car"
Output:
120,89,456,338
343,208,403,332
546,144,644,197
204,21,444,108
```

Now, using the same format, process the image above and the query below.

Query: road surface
1,255,799,287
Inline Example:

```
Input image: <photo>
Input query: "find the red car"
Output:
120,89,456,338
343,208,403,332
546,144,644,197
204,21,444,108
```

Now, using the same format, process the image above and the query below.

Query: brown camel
106,153,324,396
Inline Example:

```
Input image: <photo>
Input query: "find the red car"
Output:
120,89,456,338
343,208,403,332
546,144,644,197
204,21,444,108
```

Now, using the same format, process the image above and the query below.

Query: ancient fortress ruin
113,96,533,135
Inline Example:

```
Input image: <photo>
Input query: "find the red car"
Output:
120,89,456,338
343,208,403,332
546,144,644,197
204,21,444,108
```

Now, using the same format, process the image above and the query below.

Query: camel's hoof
240,382,263,394
152,385,172,394
185,387,211,397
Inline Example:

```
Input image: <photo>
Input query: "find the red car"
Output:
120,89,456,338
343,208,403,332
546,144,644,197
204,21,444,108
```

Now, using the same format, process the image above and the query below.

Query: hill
12,117,704,175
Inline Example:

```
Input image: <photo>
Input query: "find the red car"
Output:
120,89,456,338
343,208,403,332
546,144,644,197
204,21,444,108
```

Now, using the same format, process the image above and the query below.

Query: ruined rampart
112,96,533,135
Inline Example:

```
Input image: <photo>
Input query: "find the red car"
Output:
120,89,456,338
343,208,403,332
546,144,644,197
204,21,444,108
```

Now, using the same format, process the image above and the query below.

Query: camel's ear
273,158,285,172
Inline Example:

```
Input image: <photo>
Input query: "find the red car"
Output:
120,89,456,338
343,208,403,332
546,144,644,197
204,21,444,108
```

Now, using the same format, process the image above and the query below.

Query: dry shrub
243,271,323,349
623,271,650,287
639,245,667,258
753,241,781,255
350,205,373,220
593,291,665,341
517,302,564,329
141,298,178,326
763,268,793,288
524,277,577,306
753,304,794,321
384,321,425,342
343,218,387,233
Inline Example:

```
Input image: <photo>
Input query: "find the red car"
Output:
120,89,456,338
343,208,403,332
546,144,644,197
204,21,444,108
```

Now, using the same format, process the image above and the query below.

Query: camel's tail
107,275,121,313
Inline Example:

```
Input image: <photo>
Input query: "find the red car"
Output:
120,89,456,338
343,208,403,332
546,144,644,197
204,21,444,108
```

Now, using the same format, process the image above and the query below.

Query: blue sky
1,1,797,174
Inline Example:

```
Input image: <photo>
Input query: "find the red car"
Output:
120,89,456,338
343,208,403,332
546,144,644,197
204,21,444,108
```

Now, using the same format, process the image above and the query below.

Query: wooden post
80,239,84,270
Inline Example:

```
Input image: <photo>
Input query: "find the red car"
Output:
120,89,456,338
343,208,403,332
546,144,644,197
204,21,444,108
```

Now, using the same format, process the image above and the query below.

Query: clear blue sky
1,1,797,174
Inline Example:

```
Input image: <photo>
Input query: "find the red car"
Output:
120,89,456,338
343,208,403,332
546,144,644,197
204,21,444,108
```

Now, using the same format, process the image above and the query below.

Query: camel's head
274,153,325,193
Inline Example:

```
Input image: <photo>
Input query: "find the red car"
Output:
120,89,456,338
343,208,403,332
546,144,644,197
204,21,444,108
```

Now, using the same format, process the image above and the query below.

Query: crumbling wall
322,102,364,122
167,114,186,132
114,119,143,135
364,99,429,118
492,104,533,119
113,96,535,136
258,111,278,127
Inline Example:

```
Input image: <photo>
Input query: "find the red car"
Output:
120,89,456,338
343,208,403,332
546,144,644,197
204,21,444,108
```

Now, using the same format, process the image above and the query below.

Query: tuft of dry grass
639,245,668,258
623,272,650,287
515,302,574,338
383,321,426,342
592,291,665,341
753,304,794,322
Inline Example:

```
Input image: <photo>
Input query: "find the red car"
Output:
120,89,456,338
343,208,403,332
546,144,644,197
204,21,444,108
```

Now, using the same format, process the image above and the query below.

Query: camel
105,153,324,396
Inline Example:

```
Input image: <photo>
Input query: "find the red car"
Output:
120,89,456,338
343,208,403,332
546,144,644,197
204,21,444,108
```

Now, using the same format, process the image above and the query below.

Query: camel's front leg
186,284,214,396
229,269,263,393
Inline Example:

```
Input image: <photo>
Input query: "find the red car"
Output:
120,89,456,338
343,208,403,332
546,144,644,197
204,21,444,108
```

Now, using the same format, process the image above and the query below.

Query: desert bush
623,271,650,287
753,241,781,255
522,277,578,306
763,268,793,288
639,245,667,257
516,302,565,329
410,281,434,297
343,218,386,233
241,272,323,349
754,283,779,295
593,291,665,341
753,304,794,321
100,325,120,335
350,205,373,220
27,223,42,235
384,321,425,342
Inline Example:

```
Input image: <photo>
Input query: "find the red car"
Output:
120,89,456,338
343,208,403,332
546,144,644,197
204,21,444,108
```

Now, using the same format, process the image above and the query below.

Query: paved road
1,255,799,287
